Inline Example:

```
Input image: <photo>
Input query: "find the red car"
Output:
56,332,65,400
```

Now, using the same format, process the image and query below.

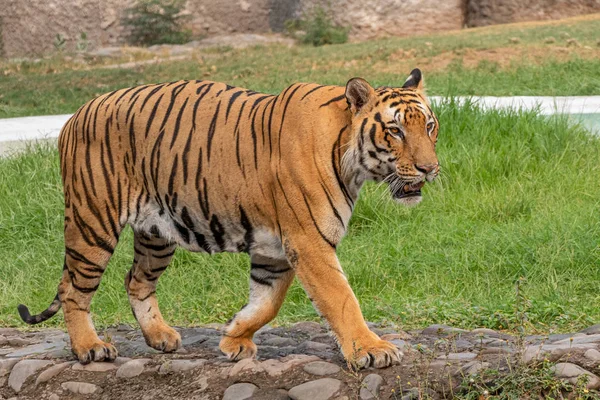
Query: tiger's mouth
391,180,426,202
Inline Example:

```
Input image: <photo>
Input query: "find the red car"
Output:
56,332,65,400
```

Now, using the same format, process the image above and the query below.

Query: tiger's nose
415,163,438,174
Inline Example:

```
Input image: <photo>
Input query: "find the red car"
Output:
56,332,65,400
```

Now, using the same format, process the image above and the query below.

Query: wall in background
1,0,599,58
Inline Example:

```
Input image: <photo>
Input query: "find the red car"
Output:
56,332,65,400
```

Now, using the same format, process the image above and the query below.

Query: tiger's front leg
220,255,295,360
286,239,401,369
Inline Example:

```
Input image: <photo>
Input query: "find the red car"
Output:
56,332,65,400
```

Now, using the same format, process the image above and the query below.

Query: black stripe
250,273,273,287
300,85,325,101
145,93,165,138
225,90,244,123
319,94,346,108
209,215,226,250
206,101,222,162
239,206,253,252
301,192,336,248
170,97,189,149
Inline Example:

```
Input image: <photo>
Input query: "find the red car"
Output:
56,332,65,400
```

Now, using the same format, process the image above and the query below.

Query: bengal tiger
18,68,439,369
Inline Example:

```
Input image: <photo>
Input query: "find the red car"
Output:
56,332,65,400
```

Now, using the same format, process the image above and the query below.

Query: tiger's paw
143,324,181,353
344,336,402,369
72,339,118,364
219,336,257,361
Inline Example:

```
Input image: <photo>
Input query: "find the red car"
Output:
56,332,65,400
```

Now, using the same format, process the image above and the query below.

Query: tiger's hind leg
61,212,122,364
220,255,295,360
125,231,181,353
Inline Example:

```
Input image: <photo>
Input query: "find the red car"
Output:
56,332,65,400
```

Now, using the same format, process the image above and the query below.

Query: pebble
552,362,600,389
116,358,150,378
61,381,101,394
288,378,342,400
303,361,340,376
422,324,468,335
5,341,65,358
291,321,323,335
297,340,332,353
554,334,600,345
359,373,383,400
8,359,53,392
49,394,59,400
262,336,298,346
72,361,118,372
581,324,600,335
584,349,600,362
459,361,491,376
158,359,206,374
222,382,258,400
437,352,477,361
35,361,74,385
0,359,19,377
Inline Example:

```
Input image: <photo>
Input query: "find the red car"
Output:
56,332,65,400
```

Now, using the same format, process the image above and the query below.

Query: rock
0,359,19,377
288,378,342,400
480,347,513,355
422,325,467,336
5,341,65,358
72,361,118,372
292,321,323,335
580,323,600,334
227,358,262,376
262,336,297,346
116,359,150,378
260,359,291,377
390,339,407,349
223,382,258,400
6,338,32,347
585,349,600,362
523,344,597,364
297,341,332,353
181,334,209,346
61,381,101,394
554,334,600,345
381,332,412,341
545,37,556,44
471,328,511,340
437,352,477,361
552,363,600,389
360,373,383,400
158,359,206,374
35,362,74,386
8,359,53,392
114,357,133,366
49,394,59,400
303,361,340,376
280,354,321,366
459,361,491,376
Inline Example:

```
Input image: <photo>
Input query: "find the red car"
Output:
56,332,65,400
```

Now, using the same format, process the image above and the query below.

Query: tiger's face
345,69,439,206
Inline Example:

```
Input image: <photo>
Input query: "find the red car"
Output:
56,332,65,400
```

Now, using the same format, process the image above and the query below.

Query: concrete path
0,96,599,156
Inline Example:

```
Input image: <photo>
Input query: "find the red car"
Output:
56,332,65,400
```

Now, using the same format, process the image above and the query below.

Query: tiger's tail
18,294,62,325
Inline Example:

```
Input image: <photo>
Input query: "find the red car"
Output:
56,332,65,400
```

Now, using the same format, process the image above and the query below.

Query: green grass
1,15,600,117
1,100,599,332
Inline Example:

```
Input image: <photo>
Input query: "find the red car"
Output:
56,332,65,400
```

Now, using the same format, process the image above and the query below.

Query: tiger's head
344,68,439,206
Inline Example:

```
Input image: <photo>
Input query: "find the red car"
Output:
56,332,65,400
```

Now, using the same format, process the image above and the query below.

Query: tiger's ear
345,78,375,114
402,68,424,91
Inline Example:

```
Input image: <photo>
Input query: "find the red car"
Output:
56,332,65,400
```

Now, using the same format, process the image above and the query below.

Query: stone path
1,322,600,399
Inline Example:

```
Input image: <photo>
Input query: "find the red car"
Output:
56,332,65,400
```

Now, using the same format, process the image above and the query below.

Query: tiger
18,68,439,369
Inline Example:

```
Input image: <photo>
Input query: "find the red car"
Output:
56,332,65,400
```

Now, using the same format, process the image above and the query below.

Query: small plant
285,6,349,47
53,34,66,52
76,32,89,52
124,0,192,46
